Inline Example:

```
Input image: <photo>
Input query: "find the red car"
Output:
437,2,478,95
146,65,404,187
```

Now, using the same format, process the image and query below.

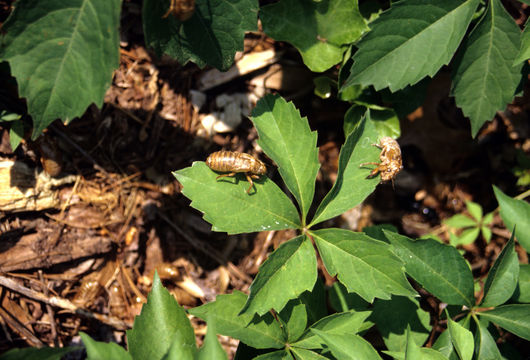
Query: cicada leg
245,173,255,194
215,172,236,180
360,162,382,179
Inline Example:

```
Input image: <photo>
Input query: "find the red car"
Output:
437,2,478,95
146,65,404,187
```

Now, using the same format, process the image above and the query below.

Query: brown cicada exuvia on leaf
361,137,403,184
206,151,267,194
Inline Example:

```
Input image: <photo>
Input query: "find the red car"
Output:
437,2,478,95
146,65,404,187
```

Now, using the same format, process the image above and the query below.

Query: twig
0,275,130,330
157,210,253,284
38,270,61,347
0,306,44,348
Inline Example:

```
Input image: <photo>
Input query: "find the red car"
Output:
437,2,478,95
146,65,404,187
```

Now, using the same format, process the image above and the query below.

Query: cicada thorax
361,137,403,183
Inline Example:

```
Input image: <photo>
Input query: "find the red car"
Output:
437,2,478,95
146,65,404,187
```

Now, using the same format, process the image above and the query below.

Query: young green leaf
431,330,457,360
80,332,131,360
0,0,121,139
514,18,530,64
473,318,503,360
197,316,228,360
385,231,475,307
310,118,380,226
447,316,474,360
174,162,300,234
443,214,477,229
127,273,196,360
189,291,284,349
343,0,480,92
383,348,449,360
251,95,320,221
9,120,23,151
451,0,523,136
143,0,258,71
481,234,519,307
371,296,430,352
403,326,422,360
253,350,292,360
465,201,483,222
478,304,530,341
493,185,530,252
293,311,371,350
290,348,329,360
311,229,416,302
455,227,481,246
344,107,400,139
278,299,308,343
0,347,79,360
512,264,530,303
260,0,367,72
310,330,383,360
240,235,317,316
161,333,196,360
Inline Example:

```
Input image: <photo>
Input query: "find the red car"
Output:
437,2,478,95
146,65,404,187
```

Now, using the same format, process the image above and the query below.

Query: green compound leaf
310,118,380,226
293,311,371,350
251,95,320,222
143,0,258,71
371,296,430,352
465,201,483,222
196,316,228,360
451,0,523,137
311,229,416,303
240,235,317,316
344,107,400,139
260,0,367,72
189,291,284,349
493,185,530,253
311,330,382,360
80,332,132,360
383,348,448,360
473,318,503,360
512,264,530,303
447,316,473,360
127,273,196,360
343,0,479,92
385,231,474,307
0,347,79,360
478,304,530,341
174,162,300,234
278,299,307,343
0,0,121,139
514,18,530,64
253,350,291,360
481,233,519,307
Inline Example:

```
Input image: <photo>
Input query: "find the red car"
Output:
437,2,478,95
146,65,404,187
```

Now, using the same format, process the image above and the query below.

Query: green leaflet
0,0,121,138
126,273,196,360
143,0,258,71
385,232,475,307
493,186,530,253
174,162,301,234
311,229,416,303
240,235,318,316
260,0,367,72
189,291,285,349
310,118,379,226
343,0,479,92
251,95,320,222
451,0,523,136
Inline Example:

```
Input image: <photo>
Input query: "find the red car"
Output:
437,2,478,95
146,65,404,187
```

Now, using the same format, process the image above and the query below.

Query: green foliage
343,0,479,92
126,273,196,360
0,0,121,139
385,232,475,307
81,332,132,360
0,347,79,360
251,94,320,221
142,0,258,71
260,0,367,72
443,201,494,246
493,186,530,252
451,0,523,136
447,316,474,360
